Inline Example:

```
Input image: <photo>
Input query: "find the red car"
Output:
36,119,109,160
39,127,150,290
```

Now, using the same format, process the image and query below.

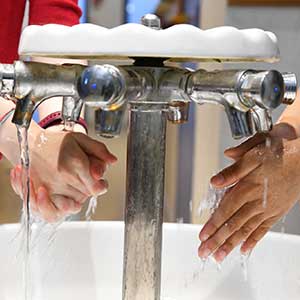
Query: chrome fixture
0,14,297,300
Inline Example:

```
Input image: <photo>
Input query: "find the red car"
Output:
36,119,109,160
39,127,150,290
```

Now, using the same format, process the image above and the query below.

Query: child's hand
10,128,117,222
198,123,300,262
10,166,83,222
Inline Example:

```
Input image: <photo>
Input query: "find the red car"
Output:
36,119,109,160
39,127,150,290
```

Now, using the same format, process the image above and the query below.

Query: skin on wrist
46,123,87,134
276,90,300,138
0,111,44,165
276,116,300,139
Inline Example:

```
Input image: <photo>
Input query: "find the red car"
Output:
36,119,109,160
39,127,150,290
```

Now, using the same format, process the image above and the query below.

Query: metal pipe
186,69,288,111
123,104,167,300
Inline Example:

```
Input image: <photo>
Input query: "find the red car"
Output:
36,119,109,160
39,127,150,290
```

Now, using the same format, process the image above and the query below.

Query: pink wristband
38,111,88,133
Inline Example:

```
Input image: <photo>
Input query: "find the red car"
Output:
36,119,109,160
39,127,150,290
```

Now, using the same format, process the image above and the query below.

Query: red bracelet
38,111,88,133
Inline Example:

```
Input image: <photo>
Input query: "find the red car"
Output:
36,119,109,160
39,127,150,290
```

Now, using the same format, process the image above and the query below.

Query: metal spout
186,69,287,110
251,107,273,133
1,61,84,128
186,68,297,138
225,106,255,139
62,95,84,125
94,104,127,138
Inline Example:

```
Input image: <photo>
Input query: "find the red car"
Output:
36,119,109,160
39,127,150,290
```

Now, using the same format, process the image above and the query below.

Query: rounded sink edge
0,221,299,243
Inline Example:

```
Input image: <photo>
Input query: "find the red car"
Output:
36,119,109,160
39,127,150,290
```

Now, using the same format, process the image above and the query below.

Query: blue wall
78,0,88,23
125,0,160,23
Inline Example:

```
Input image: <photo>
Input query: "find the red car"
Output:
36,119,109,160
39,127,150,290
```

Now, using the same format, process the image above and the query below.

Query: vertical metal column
123,104,167,300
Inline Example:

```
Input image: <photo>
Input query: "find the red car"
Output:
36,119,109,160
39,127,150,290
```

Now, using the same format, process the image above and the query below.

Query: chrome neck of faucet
0,59,297,300
0,62,297,138
1,61,84,128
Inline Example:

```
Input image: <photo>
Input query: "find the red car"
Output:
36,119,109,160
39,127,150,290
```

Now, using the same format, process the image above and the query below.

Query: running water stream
16,125,31,300
262,137,272,208
15,118,99,300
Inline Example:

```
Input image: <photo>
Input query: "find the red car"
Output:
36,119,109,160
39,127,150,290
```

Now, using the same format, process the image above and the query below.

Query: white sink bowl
0,221,299,300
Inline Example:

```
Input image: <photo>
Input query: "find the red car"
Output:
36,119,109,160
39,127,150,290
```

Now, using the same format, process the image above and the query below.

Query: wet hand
10,167,82,222
10,129,117,222
198,129,300,262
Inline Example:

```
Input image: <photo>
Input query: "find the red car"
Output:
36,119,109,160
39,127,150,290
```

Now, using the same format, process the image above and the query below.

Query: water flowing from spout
262,137,272,209
240,250,251,282
16,125,31,300
198,184,227,219
85,196,98,221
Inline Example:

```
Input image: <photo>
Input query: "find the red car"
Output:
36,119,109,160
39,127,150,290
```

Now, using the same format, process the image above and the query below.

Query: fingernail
215,250,227,262
211,174,224,185
200,248,211,259
200,233,210,242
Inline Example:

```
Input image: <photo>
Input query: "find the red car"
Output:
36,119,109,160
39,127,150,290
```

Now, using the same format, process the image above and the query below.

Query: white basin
0,221,299,300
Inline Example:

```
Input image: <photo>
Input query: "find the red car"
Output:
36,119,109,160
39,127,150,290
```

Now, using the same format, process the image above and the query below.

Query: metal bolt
141,14,161,30
168,101,190,124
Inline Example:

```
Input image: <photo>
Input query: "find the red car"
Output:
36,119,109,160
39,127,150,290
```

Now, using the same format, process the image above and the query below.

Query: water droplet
85,196,98,221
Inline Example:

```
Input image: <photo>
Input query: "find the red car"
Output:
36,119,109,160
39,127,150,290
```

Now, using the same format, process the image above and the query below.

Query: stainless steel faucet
0,14,297,300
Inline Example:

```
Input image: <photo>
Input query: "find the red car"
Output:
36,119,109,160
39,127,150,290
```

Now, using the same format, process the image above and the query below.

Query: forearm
277,90,300,137
0,99,42,165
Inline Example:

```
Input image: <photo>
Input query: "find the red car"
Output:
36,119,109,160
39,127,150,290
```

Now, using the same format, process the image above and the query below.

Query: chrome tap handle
186,69,296,111
77,65,126,110
238,70,285,110
282,72,298,105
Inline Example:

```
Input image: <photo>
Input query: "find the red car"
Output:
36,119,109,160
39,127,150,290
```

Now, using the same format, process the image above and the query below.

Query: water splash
216,261,222,272
176,217,184,224
240,250,251,282
281,215,287,234
198,184,228,219
85,196,98,221
262,137,272,209
199,257,207,272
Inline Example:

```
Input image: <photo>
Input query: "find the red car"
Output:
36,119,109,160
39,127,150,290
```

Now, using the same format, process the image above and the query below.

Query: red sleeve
0,0,82,64
29,0,82,26
0,0,27,63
